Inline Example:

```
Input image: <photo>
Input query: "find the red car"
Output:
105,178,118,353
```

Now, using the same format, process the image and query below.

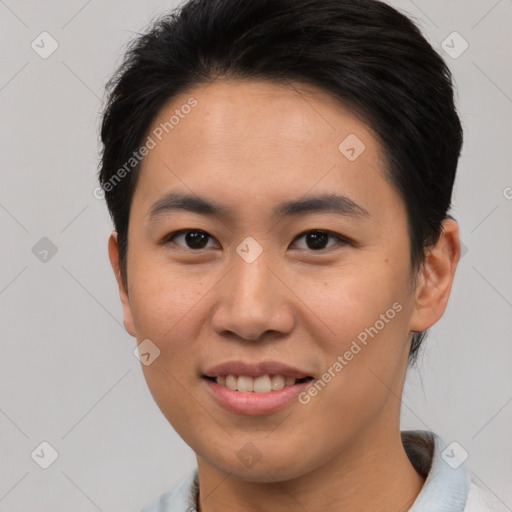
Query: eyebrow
148,191,370,221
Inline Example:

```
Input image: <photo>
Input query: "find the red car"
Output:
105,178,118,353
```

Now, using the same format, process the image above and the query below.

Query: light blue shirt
141,430,507,511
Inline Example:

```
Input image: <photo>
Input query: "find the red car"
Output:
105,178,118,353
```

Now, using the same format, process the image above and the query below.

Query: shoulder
464,481,509,512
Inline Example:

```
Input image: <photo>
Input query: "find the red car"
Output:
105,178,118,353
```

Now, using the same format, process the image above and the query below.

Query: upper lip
203,360,313,379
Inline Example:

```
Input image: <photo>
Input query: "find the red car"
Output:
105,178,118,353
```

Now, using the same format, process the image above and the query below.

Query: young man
98,0,505,510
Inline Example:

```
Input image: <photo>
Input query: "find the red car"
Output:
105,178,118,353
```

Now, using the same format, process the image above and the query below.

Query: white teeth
237,375,254,392
214,374,304,393
254,375,272,393
226,375,237,391
271,375,285,391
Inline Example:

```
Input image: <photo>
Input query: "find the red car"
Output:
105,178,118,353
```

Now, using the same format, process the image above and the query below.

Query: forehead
144,78,380,158
133,78,395,219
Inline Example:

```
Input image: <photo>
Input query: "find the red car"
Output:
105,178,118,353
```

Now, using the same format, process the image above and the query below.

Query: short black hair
98,0,463,364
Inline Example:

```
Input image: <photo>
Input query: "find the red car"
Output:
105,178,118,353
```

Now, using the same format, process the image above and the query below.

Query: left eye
291,230,348,251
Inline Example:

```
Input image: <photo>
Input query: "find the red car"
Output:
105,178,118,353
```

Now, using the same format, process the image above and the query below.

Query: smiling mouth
203,374,314,393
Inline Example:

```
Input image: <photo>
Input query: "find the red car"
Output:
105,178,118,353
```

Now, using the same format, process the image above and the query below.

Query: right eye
163,229,220,250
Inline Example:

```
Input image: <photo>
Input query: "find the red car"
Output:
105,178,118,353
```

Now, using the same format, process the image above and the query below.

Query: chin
203,448,312,483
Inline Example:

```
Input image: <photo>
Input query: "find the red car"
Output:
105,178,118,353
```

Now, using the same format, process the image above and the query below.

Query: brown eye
292,230,348,251
166,229,218,250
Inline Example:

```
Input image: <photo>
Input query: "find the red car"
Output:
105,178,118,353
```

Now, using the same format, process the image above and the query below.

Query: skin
108,79,460,512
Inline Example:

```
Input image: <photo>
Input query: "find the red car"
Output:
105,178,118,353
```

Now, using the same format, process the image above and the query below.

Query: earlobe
107,232,136,337
409,218,461,333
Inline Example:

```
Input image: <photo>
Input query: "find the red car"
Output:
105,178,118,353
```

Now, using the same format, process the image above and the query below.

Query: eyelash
161,229,351,252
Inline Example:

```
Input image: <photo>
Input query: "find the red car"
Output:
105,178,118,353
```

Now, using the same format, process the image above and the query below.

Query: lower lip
203,378,312,415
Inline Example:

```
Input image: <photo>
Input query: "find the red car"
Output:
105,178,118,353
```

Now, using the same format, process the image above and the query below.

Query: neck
195,426,425,512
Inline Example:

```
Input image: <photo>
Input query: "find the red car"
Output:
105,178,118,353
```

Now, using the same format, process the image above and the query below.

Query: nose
210,250,295,342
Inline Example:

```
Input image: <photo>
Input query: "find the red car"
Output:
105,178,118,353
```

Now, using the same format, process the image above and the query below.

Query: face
109,79,457,482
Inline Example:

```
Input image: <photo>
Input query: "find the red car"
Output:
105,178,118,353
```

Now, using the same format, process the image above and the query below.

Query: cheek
305,264,407,348
128,262,211,432
302,264,412,405
127,256,212,342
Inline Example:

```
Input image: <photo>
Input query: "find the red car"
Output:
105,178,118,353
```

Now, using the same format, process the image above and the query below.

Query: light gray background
0,0,511,510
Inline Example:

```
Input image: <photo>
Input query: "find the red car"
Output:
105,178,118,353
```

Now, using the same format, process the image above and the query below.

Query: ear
409,218,461,333
108,232,136,337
